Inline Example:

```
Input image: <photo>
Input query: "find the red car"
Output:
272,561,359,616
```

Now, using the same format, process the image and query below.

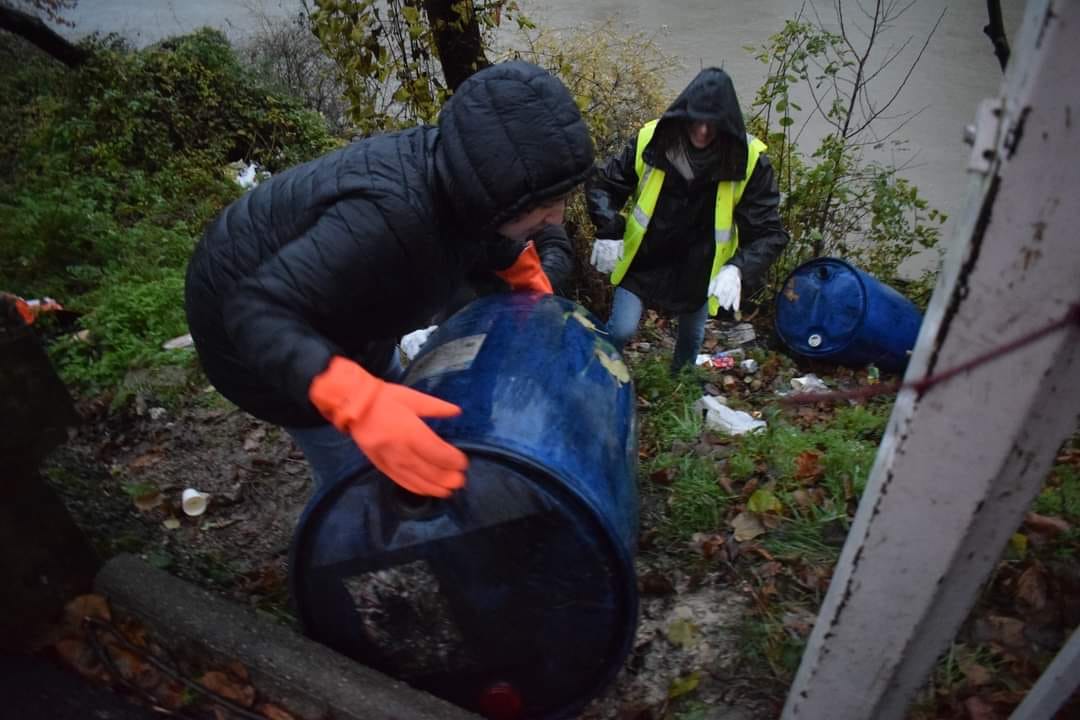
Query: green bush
0,28,338,392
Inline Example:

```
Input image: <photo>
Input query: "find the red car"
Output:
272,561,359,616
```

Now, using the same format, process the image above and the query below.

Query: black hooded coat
184,61,594,428
585,68,789,313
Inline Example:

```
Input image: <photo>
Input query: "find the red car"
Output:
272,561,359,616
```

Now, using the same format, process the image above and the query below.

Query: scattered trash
162,517,181,530
740,358,759,374
230,161,267,189
696,348,744,369
400,325,437,361
148,407,167,421
694,395,766,435
162,333,194,350
715,322,756,347
791,374,829,393
867,364,881,385
181,488,209,517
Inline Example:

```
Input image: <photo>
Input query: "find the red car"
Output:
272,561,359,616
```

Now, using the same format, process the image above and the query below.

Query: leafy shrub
0,29,337,391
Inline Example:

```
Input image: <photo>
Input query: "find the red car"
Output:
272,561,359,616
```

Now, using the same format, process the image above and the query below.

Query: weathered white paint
1010,625,1080,720
781,1,1080,718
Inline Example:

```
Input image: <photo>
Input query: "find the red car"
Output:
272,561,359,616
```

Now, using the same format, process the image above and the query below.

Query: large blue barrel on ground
290,293,639,720
774,257,924,373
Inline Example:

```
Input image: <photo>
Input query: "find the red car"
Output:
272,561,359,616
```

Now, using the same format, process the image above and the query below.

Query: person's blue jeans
284,350,405,493
607,286,708,373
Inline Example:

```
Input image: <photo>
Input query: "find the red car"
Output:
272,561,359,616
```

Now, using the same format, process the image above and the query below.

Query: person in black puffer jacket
586,68,789,372
184,61,594,499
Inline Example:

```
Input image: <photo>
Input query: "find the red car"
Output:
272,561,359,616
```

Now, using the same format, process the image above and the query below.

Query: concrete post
782,1,1080,718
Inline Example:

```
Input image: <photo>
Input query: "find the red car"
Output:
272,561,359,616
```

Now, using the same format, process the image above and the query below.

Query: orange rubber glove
495,241,553,294
309,356,468,497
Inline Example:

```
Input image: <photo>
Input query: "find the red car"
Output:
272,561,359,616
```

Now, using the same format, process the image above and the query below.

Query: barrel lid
774,258,868,357
289,449,637,719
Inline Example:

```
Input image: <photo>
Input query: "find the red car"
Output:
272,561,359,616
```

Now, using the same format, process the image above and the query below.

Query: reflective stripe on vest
610,119,766,316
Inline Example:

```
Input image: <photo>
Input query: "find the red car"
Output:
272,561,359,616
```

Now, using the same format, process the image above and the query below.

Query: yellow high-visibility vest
610,119,766,316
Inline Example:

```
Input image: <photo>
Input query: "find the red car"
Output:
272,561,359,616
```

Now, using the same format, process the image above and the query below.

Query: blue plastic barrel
289,293,639,720
774,257,923,373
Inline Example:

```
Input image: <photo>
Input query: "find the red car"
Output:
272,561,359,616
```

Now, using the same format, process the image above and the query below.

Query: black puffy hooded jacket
184,61,594,427
586,67,788,313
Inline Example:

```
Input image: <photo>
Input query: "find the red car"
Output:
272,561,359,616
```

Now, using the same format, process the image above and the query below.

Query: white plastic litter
589,239,623,274
716,322,757,346
740,358,759,374
400,325,437,361
162,333,194,350
791,374,829,393
234,162,261,188
694,395,766,435
181,488,209,517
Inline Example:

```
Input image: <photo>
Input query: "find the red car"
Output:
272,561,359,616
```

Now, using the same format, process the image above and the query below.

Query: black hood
435,61,595,231
647,67,748,181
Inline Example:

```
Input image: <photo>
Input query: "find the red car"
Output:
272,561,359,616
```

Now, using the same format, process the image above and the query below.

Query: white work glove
708,265,742,312
590,239,623,274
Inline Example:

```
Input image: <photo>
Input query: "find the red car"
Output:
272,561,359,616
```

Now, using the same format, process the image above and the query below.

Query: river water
55,0,1027,269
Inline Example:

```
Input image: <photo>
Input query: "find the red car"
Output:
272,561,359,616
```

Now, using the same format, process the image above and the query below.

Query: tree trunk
420,0,490,91
0,4,89,68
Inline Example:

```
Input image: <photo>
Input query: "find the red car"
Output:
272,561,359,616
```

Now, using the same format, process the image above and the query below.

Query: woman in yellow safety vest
586,67,789,372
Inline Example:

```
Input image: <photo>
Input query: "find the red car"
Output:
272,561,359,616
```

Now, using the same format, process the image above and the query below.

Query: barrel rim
773,256,869,357
288,441,639,719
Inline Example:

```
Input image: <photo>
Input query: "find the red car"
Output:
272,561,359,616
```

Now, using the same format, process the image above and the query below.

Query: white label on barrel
406,333,486,382
808,334,823,348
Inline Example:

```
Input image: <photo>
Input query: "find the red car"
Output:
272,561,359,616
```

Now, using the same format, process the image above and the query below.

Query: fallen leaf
984,616,1027,649
649,468,675,486
963,695,1003,720
758,561,784,578
639,571,676,596
792,489,813,508
718,475,736,494
163,517,181,530
226,660,250,682
258,704,297,720
748,488,782,514
128,450,163,470
794,451,825,484
243,427,267,452
1008,533,1029,560
133,489,164,511
64,594,111,626
1015,565,1048,614
1023,512,1071,536
109,647,158,689
665,618,697,650
200,671,256,708
691,532,727,560
962,661,993,688
667,671,701,699
731,512,766,542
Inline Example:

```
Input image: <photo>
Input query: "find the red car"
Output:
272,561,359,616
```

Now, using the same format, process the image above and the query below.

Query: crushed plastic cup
181,488,210,517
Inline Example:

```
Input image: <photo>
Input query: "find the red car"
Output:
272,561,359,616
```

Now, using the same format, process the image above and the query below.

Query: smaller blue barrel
774,258,923,373
290,293,639,720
